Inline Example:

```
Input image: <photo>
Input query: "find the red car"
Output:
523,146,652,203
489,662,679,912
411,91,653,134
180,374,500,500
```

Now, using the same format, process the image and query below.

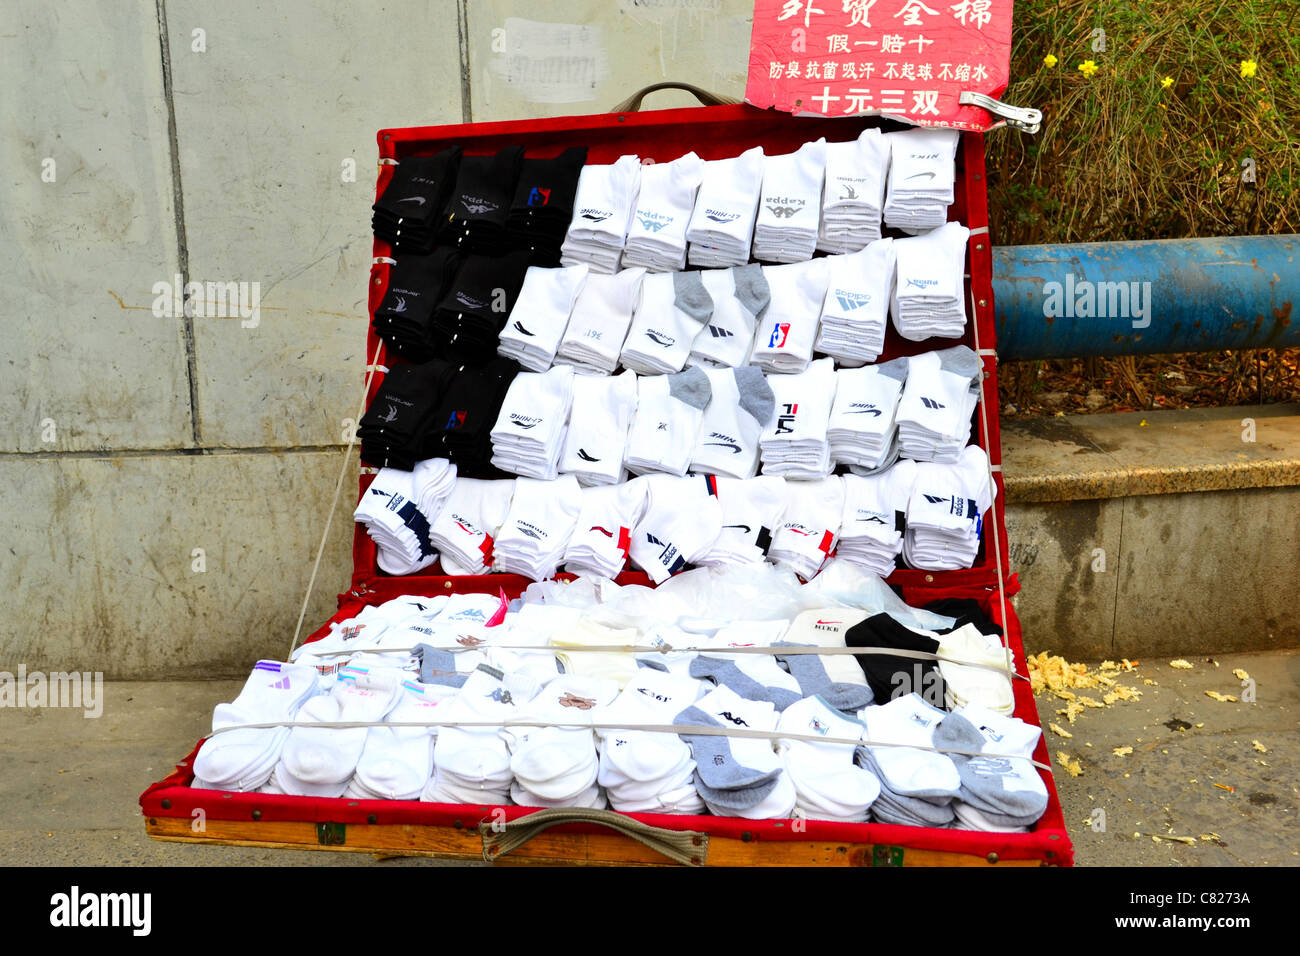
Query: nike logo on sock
722,523,752,532
704,441,741,453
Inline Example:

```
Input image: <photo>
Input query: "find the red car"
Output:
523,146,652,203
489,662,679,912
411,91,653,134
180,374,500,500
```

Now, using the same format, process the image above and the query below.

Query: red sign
745,0,1014,132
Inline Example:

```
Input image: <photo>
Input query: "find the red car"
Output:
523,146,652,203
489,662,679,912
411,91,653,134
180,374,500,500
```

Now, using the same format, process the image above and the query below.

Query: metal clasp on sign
959,92,1042,133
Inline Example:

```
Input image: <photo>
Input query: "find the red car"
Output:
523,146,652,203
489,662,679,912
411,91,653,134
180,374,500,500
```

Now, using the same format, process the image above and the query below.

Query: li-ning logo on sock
460,196,500,215
834,290,871,311
456,292,487,310
645,329,675,347
579,208,611,222
704,209,740,224
847,403,882,416
637,212,672,231
768,322,791,349
707,325,734,338
559,692,596,709
445,410,467,430
718,710,749,727
590,526,614,538
527,186,551,206
920,397,945,409
391,296,409,313
704,432,741,453
513,320,535,337
906,278,940,291
509,413,542,429
577,448,601,462
776,402,799,434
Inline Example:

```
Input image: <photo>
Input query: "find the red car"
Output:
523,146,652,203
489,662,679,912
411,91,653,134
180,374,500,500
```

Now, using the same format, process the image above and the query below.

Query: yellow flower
1160,76,1174,89
1239,59,1257,78
1043,54,1058,68
1078,60,1099,78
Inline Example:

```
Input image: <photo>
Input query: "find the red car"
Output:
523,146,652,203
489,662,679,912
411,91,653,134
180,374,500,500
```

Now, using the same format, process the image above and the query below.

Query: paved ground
1,648,1294,867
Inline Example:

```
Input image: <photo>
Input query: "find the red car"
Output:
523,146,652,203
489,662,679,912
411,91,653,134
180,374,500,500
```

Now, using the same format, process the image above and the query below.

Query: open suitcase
140,103,1074,867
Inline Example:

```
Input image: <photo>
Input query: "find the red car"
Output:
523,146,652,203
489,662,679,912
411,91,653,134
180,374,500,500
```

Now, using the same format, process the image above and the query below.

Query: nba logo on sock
445,409,467,430
768,322,791,349
527,186,551,206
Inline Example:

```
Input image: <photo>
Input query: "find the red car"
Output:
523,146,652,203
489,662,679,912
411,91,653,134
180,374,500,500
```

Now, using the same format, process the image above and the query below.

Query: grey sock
733,366,775,425
875,356,910,385
854,745,961,803
672,270,714,323
773,643,874,711
731,263,771,318
694,772,780,810
667,366,712,411
689,656,801,711
412,643,469,688
933,713,1047,819
935,344,980,381
674,704,783,791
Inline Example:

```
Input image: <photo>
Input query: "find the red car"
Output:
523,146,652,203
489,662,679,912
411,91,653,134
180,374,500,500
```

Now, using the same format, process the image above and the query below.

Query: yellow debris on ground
1170,659,1194,669
1143,678,1158,685
1252,740,1268,753
1056,752,1083,777
1056,701,1085,724
1205,690,1238,703
1199,833,1221,842
1113,746,1133,756
1152,834,1197,845
1233,668,1250,681
1049,723,1073,738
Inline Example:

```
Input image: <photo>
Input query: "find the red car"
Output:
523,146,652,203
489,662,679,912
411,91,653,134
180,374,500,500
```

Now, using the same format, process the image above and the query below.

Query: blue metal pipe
993,235,1298,359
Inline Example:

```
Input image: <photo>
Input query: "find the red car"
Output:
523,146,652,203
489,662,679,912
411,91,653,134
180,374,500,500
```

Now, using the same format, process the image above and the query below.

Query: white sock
759,357,838,479
686,146,765,267
428,478,516,574
749,258,830,374
621,271,713,375
768,476,844,580
754,138,826,262
497,264,589,371
695,475,788,567
559,369,638,486
815,239,896,363
629,475,722,583
490,365,575,479
624,369,711,477
561,155,642,273
555,267,646,373
622,151,705,272
493,475,584,580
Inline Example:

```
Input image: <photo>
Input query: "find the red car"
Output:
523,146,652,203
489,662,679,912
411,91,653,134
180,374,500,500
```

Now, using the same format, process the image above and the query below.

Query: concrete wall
1,0,755,678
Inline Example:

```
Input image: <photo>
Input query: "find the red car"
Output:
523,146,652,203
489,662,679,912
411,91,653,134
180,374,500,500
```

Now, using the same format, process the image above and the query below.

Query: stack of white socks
686,146,765,267
497,264,589,371
562,478,649,578
937,624,1014,715
621,271,714,375
827,358,908,469
817,128,890,253
935,704,1048,832
554,268,645,374
891,221,970,341
353,459,457,576
622,152,704,272
753,139,826,263
855,692,962,827
490,365,575,479
688,265,767,369
561,154,642,274
428,478,516,575
559,369,638,486
777,696,879,823
493,475,584,580
768,476,845,580
815,239,896,363
347,679,449,800
507,675,620,809
192,661,321,792
695,475,788,567
837,460,917,577
689,366,773,479
760,357,838,479
422,678,521,804
882,127,959,233
595,670,707,814
749,258,829,374
895,346,981,462
624,368,712,476
629,475,723,583
904,444,995,571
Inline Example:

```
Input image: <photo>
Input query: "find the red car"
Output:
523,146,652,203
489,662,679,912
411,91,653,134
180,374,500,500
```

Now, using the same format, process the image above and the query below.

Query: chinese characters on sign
747,0,1013,131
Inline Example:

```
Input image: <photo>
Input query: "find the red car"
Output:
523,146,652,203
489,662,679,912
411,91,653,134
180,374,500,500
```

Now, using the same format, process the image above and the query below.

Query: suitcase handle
609,81,741,113
480,807,709,866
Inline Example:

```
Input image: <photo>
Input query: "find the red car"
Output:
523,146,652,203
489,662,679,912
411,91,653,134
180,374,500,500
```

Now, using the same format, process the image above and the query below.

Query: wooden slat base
145,816,1043,867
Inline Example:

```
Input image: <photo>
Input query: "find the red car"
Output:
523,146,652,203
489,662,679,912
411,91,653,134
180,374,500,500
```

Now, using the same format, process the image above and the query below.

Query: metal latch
317,822,347,846
959,92,1042,133
872,844,905,867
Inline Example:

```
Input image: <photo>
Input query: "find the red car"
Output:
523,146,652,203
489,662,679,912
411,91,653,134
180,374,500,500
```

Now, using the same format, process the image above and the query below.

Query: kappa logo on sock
614,737,628,746
637,212,672,231
445,409,468,430
579,208,612,222
456,635,485,648
707,325,734,338
919,397,945,409
512,320,535,337
645,329,676,347
906,278,940,291
461,195,500,215
489,687,513,704
527,186,551,207
775,401,799,434
456,292,488,310
398,196,427,205
765,204,800,218
509,413,542,429
808,716,830,735
391,296,409,313
704,431,741,453
704,209,740,224
717,710,749,727
834,289,872,311
379,404,400,423
577,448,601,462
767,322,792,350
847,402,882,416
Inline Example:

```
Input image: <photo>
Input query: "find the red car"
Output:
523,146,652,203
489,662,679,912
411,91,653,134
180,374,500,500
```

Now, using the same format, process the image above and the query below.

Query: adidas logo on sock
707,325,733,338
270,676,291,690
920,397,945,409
